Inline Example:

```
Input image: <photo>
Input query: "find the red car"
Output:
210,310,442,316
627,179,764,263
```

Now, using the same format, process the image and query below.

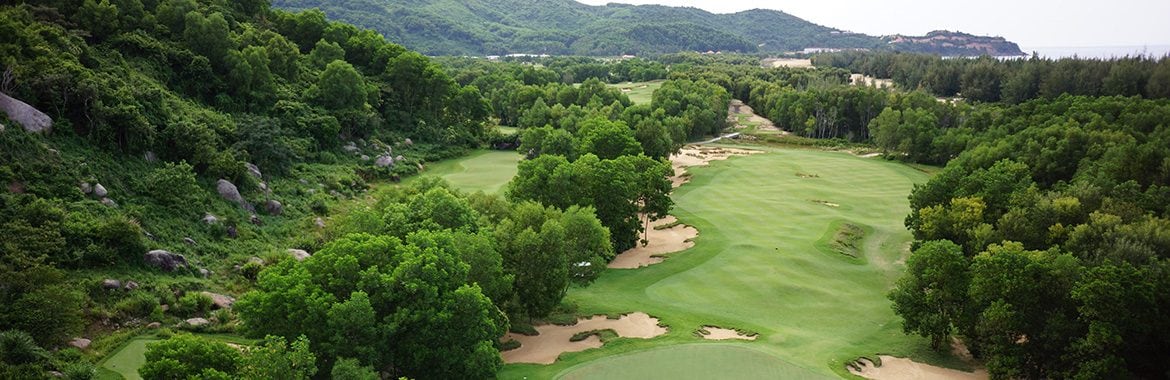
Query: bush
114,292,160,319
142,161,204,212
0,330,48,365
240,261,263,281
175,293,213,317
59,361,96,380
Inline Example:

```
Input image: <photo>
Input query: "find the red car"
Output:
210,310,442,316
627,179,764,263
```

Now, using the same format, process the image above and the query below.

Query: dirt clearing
728,100,783,134
501,313,668,364
762,58,813,68
609,215,698,269
849,356,987,380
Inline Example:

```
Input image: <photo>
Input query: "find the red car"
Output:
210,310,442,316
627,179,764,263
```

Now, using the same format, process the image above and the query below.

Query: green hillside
271,0,883,56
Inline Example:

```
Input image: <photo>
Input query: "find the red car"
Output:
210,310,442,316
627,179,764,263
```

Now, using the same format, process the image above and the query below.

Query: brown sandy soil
699,326,758,341
669,145,761,188
850,74,895,89
850,356,988,380
500,312,668,364
763,58,813,68
728,100,784,134
609,215,698,269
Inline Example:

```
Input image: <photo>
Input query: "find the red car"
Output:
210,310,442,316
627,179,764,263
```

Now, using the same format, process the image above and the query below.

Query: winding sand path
501,313,668,364
850,356,987,380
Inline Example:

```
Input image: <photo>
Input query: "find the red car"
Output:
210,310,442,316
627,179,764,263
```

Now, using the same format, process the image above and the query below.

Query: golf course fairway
500,146,966,379
414,150,521,194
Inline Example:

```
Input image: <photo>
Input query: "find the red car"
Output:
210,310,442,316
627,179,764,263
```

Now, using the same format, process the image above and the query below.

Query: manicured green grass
498,126,521,136
500,146,965,379
608,80,664,105
410,150,521,194
99,337,156,380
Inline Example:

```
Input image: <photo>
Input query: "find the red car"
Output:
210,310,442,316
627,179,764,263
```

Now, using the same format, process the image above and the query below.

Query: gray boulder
0,92,52,134
100,198,117,208
404,138,413,146
184,318,209,327
287,249,311,261
202,213,219,225
216,179,244,205
80,182,92,194
342,143,359,153
123,281,139,291
265,200,283,216
93,183,108,198
101,279,122,290
201,292,236,309
146,322,161,329
360,154,370,161
247,256,265,265
198,268,212,278
144,250,188,272
245,163,262,179
314,217,326,229
250,214,263,225
183,237,197,245
144,151,157,162
68,338,91,350
375,155,395,168
395,155,405,162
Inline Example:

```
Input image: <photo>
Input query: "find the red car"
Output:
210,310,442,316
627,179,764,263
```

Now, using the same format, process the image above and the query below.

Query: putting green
557,344,826,380
501,147,960,379
99,337,158,380
414,150,521,194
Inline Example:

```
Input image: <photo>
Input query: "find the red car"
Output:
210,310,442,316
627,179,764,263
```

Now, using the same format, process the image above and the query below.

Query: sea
1018,45,1170,59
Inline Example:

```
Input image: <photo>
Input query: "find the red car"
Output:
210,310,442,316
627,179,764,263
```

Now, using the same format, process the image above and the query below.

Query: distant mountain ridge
884,30,1024,56
272,0,1023,57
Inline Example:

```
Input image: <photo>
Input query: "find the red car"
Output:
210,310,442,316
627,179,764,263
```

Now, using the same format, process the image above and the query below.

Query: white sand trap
609,215,698,269
764,58,813,68
501,312,668,364
850,356,988,380
669,146,761,188
699,326,758,341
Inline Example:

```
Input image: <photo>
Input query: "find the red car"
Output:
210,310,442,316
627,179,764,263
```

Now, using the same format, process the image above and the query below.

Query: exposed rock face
265,200,283,215
216,179,245,206
184,318,209,327
0,92,52,134
198,268,212,278
245,163,262,179
201,292,236,309
68,338,91,350
144,250,188,271
314,217,325,229
884,30,1025,56
93,183,108,198
101,279,122,290
287,249,311,261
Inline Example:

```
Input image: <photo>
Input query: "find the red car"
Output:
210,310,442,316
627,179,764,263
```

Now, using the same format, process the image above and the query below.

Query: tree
139,334,243,380
575,118,642,160
330,358,378,380
313,60,368,112
183,12,234,66
77,0,119,39
239,335,318,380
889,240,970,350
308,39,345,69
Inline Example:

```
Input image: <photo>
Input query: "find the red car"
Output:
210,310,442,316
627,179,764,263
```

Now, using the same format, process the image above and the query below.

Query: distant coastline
1021,45,1170,59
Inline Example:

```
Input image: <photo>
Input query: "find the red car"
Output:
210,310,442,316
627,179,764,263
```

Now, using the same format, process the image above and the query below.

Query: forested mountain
272,0,1016,56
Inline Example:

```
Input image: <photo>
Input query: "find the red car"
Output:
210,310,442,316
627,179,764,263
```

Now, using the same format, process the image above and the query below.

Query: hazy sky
575,0,1170,48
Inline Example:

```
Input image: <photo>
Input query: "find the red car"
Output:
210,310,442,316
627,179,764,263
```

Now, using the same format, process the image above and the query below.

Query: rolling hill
272,0,1021,56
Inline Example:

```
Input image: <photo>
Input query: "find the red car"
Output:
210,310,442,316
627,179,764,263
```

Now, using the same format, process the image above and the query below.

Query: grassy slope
408,150,521,194
501,146,964,379
607,80,664,106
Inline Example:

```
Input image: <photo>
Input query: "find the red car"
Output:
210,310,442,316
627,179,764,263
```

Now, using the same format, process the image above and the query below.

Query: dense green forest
814,51,1170,103
270,0,884,56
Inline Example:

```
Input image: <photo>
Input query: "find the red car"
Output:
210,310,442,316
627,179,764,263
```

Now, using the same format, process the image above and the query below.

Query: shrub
142,161,204,212
60,361,96,380
240,261,263,281
0,330,48,365
175,293,213,317
114,292,160,319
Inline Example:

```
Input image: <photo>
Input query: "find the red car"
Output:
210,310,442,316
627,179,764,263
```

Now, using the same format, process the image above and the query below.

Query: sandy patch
501,312,668,364
698,326,757,341
669,145,761,188
727,100,784,134
858,152,883,158
609,215,698,269
850,356,987,380
763,58,813,68
850,74,895,89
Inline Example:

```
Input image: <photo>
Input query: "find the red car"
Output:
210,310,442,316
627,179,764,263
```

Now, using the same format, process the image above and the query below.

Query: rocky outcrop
375,155,395,168
265,200,283,215
885,30,1025,56
93,183,108,198
200,291,236,309
216,179,253,211
287,249,311,261
144,250,188,271
68,338,91,350
101,279,122,290
0,92,52,134
245,163,262,179
183,318,209,327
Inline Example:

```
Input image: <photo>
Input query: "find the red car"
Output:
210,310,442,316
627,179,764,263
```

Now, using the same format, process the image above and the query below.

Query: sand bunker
698,326,758,341
670,146,761,188
727,100,783,134
850,74,895,89
763,58,813,68
501,312,668,364
850,356,988,380
609,215,698,269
